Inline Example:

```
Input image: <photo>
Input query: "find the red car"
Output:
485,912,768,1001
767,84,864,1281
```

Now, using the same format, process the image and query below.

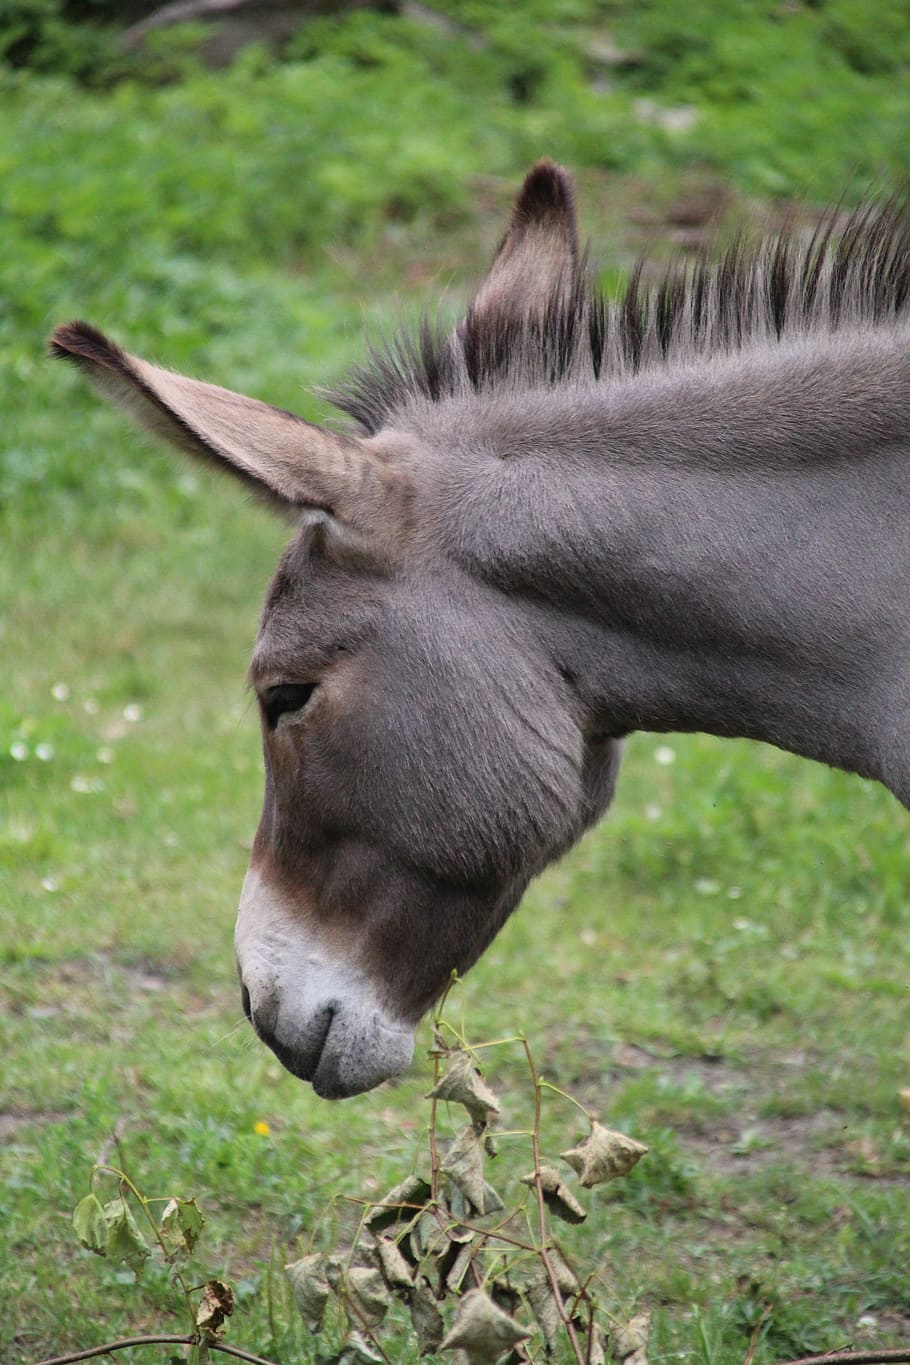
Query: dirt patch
0,1108,71,1140
686,1109,848,1178
548,1032,908,1184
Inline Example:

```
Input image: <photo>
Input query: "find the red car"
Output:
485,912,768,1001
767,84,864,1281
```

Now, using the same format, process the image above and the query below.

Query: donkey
52,162,910,1098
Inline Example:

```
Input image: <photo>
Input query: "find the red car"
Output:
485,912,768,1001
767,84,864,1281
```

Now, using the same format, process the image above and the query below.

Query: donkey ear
49,321,382,523
468,160,580,327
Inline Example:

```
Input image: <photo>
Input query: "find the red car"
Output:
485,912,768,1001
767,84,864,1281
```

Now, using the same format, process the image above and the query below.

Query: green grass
2,3,910,1361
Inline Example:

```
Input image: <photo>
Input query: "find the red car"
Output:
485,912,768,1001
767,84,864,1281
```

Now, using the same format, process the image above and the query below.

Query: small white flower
41,876,59,893
694,877,720,895
163,832,179,848
654,745,675,766
645,803,662,821
123,703,143,724
10,741,28,761
83,699,99,715
51,682,70,702
71,774,104,794
579,927,597,946
727,886,742,900
96,747,114,765
733,916,752,931
35,743,55,762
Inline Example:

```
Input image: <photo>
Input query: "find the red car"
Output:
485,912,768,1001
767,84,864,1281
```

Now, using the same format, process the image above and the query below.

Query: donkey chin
234,867,415,1099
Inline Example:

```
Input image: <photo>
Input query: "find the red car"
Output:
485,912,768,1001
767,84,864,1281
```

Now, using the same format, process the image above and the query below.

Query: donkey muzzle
235,867,414,1098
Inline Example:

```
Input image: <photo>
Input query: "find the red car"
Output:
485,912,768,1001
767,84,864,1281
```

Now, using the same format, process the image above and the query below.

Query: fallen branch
31,1335,278,1365
777,1351,910,1365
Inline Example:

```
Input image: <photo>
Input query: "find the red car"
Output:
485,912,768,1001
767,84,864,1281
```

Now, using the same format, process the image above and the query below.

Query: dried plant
286,1019,650,1365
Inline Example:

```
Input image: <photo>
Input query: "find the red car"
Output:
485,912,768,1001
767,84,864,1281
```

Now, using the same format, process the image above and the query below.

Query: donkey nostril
240,982,252,1022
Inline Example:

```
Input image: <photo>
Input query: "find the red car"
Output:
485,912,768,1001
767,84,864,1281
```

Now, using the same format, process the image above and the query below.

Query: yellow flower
253,1120,271,1137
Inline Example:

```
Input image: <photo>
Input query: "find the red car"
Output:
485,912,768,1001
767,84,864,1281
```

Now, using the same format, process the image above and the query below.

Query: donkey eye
262,683,317,730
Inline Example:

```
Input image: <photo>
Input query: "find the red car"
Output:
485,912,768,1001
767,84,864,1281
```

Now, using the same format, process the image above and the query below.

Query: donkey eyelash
261,682,318,729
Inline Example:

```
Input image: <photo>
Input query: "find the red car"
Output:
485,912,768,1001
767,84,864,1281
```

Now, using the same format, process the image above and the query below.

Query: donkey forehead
251,526,539,694
251,529,389,677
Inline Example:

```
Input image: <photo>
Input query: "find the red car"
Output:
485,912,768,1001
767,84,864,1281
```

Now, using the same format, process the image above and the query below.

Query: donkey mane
334,195,910,435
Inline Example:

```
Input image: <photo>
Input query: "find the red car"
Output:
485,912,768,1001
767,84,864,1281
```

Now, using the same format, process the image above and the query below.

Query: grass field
2,3,909,1362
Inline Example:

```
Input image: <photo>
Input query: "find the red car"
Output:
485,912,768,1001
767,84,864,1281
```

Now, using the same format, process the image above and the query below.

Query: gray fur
52,162,910,1095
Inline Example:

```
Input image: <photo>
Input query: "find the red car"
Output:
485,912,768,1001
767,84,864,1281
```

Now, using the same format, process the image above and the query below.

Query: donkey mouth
234,867,415,1096
257,1004,336,1086
246,992,415,1099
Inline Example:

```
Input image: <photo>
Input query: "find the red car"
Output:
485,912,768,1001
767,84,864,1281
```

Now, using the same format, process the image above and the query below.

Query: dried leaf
372,1235,414,1294
366,1175,432,1231
490,1278,522,1316
410,1207,447,1263
286,1252,331,1332
440,1288,531,1363
159,1197,205,1260
898,1087,910,1112
543,1247,580,1298
444,1240,476,1294
342,1265,390,1331
331,1330,384,1365
196,1279,235,1339
520,1166,586,1225
73,1193,107,1256
614,1311,651,1365
527,1272,562,1354
323,1253,346,1292
441,1125,487,1212
587,1322,608,1365
411,1280,445,1356
561,1123,648,1187
481,1181,504,1214
102,1197,150,1277
449,1184,470,1223
427,1052,501,1126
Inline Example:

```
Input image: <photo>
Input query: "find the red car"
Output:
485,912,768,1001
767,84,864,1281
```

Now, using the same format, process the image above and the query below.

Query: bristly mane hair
332,196,910,436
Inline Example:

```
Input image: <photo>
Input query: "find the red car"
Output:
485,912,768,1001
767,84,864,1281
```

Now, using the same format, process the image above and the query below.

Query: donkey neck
429,325,910,795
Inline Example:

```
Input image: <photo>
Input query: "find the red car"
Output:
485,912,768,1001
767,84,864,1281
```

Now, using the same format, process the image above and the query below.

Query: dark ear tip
515,159,575,223
48,319,120,365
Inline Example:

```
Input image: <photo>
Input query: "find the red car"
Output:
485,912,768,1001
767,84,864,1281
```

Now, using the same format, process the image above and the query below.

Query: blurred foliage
3,8,909,1362
0,0,127,81
1,0,907,519
0,0,906,184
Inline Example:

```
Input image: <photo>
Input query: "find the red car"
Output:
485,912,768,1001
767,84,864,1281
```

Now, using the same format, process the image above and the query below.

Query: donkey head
52,162,621,1096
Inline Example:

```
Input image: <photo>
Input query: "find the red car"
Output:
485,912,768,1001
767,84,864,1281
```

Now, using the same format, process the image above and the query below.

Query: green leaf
73,1193,107,1256
102,1197,151,1277
159,1197,205,1260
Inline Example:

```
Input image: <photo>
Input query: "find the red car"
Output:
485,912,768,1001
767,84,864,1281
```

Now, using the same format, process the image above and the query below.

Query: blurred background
2,4,909,1363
